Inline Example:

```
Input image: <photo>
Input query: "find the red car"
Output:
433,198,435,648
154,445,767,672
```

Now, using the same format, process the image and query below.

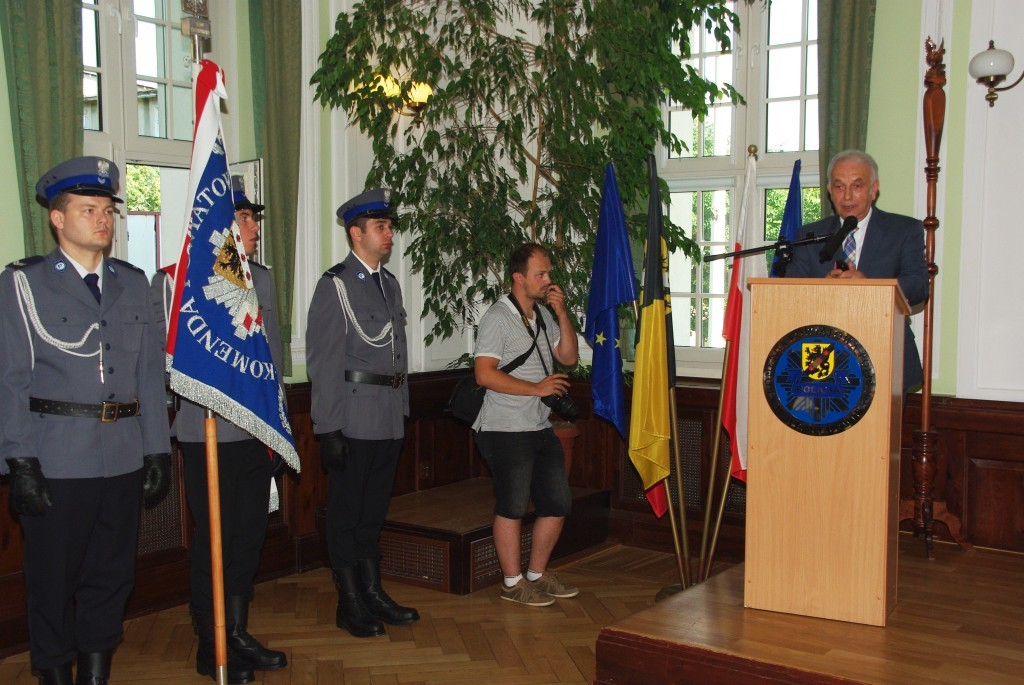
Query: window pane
135,21,166,78
125,164,190,279
804,99,819,151
673,297,697,346
138,81,165,137
766,100,801,153
768,0,803,45
171,32,191,81
768,47,802,99
83,72,101,131
705,296,726,347
806,44,818,95
670,109,697,158
807,0,818,41
704,105,732,157
133,0,163,20
82,8,99,67
702,190,730,243
171,85,194,141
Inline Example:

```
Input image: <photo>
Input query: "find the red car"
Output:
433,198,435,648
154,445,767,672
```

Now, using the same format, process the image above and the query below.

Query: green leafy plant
312,0,740,344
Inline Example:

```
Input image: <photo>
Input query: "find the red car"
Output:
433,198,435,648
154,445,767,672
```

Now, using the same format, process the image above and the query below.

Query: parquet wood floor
0,544,681,684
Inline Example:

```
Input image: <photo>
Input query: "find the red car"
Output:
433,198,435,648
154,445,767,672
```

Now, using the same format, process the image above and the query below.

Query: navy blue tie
84,273,101,303
371,271,385,299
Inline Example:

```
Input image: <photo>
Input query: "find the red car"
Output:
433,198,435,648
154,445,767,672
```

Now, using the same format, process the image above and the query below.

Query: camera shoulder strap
505,294,552,376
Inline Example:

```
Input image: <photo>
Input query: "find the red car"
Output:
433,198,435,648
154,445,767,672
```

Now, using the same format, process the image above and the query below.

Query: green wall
0,29,25,266
867,0,966,396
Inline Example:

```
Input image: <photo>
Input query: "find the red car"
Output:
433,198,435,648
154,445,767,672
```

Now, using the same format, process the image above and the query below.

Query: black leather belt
30,397,140,423
344,370,406,389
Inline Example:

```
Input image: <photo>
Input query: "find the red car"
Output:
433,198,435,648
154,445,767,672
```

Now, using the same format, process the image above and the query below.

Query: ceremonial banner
165,60,299,471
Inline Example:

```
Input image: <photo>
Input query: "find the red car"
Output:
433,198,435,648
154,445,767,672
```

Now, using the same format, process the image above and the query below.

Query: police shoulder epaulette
249,259,268,271
6,256,44,270
108,257,145,275
324,263,346,278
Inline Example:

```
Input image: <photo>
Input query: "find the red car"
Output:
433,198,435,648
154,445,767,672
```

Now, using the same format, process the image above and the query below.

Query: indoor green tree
312,0,741,344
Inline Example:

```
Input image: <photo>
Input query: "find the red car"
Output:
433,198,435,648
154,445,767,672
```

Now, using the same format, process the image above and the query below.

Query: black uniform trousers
20,469,143,670
181,439,274,612
326,437,403,568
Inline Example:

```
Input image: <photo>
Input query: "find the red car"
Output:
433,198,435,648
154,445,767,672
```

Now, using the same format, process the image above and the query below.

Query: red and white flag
721,154,764,481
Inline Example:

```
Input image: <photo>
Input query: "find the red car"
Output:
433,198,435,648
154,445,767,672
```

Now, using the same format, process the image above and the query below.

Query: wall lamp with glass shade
968,40,1022,107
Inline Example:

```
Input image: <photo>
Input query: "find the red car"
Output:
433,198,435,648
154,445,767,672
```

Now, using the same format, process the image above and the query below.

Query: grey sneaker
500,578,555,606
530,572,579,598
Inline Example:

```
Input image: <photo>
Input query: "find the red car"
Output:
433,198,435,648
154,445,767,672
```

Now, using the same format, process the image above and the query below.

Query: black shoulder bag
447,297,538,426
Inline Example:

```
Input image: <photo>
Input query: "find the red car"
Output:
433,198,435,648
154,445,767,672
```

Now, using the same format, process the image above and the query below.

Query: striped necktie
842,226,858,268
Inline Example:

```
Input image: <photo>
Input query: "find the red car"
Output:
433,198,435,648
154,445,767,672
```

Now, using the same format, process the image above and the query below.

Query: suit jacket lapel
858,208,886,273
47,249,100,311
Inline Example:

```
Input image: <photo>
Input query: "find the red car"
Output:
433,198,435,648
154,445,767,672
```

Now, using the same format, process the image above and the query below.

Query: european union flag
585,163,638,437
771,159,802,277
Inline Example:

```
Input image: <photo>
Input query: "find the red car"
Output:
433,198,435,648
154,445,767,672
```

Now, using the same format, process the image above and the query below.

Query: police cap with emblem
336,188,398,226
35,156,124,205
232,175,265,213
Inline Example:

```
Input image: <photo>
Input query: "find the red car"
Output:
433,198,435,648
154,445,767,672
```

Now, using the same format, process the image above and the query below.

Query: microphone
819,215,858,263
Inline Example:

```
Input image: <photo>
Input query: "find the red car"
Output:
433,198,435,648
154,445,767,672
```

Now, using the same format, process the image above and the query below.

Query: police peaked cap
232,175,265,213
336,188,399,225
36,156,124,204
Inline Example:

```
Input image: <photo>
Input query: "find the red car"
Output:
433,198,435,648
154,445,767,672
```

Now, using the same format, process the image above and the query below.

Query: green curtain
249,1,301,376
0,0,82,255
817,0,876,217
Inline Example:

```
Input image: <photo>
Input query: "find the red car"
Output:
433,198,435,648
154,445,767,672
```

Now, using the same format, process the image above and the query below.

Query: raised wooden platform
596,537,1024,684
377,477,609,594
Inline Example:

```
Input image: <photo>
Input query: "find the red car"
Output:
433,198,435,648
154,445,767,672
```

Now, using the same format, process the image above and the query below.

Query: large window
82,0,219,273
663,0,821,375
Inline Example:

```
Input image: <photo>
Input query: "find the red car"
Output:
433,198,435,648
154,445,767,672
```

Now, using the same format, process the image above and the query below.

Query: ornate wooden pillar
899,39,972,558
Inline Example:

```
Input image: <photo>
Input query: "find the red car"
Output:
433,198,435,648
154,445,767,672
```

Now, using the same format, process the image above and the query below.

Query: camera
542,392,580,422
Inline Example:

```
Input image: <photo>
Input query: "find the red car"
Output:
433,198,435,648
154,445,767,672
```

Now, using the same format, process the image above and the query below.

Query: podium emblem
763,325,875,436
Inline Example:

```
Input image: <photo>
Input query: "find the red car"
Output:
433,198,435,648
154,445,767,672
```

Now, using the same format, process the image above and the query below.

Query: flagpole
184,13,228,685
204,411,228,685
698,343,730,581
667,392,692,588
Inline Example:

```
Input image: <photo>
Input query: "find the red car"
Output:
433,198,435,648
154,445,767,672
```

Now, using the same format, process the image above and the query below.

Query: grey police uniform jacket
306,252,408,440
0,249,170,478
151,263,285,443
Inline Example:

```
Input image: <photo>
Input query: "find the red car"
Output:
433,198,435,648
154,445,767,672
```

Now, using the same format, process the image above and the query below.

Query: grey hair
827,150,879,186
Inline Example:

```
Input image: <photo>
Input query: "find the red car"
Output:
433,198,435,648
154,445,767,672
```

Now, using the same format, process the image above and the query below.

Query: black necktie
84,273,101,303
371,271,386,299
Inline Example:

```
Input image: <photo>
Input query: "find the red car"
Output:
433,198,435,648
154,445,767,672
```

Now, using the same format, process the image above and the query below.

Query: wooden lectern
744,278,908,626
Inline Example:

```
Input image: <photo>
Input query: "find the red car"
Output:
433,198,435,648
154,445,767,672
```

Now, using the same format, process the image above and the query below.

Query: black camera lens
542,393,580,422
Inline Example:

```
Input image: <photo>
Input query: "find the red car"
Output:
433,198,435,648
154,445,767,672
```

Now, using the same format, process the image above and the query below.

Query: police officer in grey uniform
0,157,171,685
151,177,288,683
306,188,419,638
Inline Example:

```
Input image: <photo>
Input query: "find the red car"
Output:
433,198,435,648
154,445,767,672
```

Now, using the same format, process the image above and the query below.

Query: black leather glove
5,457,53,516
317,431,348,472
142,453,172,506
270,452,285,477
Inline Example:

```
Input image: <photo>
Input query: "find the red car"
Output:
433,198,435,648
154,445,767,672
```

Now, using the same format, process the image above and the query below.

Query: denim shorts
475,428,572,519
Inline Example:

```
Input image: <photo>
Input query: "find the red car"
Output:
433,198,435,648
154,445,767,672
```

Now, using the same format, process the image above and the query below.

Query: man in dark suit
0,157,171,685
306,188,419,638
788,149,929,393
151,176,288,683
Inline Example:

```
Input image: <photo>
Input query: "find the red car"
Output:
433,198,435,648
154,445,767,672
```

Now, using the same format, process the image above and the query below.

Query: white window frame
661,0,820,379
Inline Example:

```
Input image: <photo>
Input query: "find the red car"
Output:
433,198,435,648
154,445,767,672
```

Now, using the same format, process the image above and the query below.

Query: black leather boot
225,594,287,671
36,662,72,685
192,607,255,684
332,567,385,637
357,558,420,625
75,650,111,685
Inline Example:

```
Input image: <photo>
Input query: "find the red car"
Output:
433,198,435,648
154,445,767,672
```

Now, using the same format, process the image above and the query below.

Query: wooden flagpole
204,411,228,685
